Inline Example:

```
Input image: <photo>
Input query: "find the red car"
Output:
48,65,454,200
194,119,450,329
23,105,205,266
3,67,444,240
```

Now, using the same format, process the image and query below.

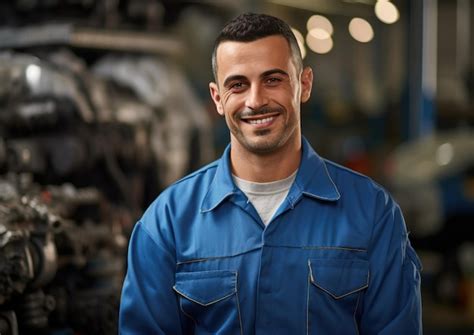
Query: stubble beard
227,106,298,155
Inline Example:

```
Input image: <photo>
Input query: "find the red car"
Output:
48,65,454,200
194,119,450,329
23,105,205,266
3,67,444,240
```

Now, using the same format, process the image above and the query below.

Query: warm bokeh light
436,143,454,166
291,27,304,45
300,42,307,59
306,32,333,54
308,28,331,40
291,27,307,59
375,0,400,24
348,18,374,43
306,15,334,36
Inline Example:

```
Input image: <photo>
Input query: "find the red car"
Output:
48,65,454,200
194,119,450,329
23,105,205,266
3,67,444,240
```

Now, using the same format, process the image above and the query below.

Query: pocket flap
173,270,237,306
309,259,369,299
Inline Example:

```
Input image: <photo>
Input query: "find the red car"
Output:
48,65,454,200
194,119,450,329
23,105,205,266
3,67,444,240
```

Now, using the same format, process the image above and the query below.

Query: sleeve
359,194,423,335
119,220,186,334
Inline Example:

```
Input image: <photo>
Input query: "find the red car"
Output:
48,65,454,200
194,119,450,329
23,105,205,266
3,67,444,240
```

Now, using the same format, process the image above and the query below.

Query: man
119,12,422,334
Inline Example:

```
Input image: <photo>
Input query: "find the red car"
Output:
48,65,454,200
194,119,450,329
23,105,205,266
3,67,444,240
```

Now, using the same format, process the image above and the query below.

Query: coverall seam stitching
235,272,244,335
353,291,361,335
310,282,369,300
179,296,199,327
302,246,366,252
173,286,236,306
307,259,311,335
264,245,367,252
176,246,262,265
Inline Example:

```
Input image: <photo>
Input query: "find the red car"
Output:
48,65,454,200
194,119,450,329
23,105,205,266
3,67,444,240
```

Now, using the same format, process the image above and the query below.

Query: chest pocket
173,270,243,334
307,258,369,335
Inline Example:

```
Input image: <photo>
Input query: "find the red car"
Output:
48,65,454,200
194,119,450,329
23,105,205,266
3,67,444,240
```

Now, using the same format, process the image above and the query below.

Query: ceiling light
306,32,333,54
307,15,333,36
436,143,454,166
348,18,374,43
291,27,307,59
375,0,400,24
309,28,331,40
291,27,304,45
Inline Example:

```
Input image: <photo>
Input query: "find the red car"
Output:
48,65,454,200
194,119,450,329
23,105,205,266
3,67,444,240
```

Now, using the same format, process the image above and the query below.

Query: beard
226,105,299,155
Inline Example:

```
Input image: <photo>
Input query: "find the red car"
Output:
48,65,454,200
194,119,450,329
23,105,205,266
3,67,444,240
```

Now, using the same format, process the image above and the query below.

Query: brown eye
230,82,247,92
265,77,282,86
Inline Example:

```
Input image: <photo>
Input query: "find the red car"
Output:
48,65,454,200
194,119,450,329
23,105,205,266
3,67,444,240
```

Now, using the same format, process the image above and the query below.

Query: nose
245,84,269,110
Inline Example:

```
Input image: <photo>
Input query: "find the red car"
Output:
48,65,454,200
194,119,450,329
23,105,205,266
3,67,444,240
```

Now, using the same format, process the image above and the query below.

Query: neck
230,137,301,183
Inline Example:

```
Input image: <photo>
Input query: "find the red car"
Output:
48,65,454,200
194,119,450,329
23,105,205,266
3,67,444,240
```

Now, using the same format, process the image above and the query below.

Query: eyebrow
222,68,289,88
223,75,247,88
261,68,289,78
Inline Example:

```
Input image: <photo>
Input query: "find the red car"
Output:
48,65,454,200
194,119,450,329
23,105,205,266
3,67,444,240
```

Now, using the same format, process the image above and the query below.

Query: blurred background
0,0,472,334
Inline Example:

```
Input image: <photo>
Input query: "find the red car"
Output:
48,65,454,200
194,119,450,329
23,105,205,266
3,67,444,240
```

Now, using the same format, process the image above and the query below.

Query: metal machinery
0,2,214,332
0,47,214,334
0,50,162,334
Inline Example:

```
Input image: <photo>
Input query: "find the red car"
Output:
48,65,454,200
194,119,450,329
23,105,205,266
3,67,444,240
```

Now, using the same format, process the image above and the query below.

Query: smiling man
209,32,311,183
119,13,423,334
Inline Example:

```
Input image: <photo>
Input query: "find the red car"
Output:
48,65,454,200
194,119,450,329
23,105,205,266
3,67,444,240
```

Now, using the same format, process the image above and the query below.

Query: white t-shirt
232,170,298,225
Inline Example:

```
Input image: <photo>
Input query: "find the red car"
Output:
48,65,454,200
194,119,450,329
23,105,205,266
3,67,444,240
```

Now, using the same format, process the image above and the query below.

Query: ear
209,82,224,116
300,67,313,103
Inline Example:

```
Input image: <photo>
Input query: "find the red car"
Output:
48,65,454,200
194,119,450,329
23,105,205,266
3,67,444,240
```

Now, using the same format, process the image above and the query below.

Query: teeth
248,117,274,125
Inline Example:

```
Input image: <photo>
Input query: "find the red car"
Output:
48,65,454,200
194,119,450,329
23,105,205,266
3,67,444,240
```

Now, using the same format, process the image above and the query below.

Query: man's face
209,35,313,155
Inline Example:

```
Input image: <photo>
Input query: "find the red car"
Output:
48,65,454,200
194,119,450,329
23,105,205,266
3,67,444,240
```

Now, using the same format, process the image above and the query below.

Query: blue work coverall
119,137,423,334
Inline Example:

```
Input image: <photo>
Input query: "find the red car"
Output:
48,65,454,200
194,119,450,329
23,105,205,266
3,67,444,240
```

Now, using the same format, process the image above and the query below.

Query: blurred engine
0,50,168,334
0,177,127,335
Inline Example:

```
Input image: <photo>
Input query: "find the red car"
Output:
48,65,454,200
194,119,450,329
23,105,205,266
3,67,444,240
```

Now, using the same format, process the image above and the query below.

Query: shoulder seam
169,161,219,187
135,221,175,258
323,159,372,181
323,159,390,192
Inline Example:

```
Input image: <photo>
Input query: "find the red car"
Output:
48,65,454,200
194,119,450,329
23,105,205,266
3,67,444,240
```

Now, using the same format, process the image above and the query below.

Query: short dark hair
211,12,303,82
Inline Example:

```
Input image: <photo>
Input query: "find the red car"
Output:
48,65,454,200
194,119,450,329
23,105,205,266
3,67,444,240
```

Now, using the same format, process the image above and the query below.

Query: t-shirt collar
200,136,340,212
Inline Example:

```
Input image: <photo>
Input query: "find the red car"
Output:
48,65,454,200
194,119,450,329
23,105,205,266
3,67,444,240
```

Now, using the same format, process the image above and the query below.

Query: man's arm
359,195,423,334
119,220,186,334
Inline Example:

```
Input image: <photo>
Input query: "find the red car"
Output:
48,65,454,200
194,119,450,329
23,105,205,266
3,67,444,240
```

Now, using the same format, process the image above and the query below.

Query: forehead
215,35,295,82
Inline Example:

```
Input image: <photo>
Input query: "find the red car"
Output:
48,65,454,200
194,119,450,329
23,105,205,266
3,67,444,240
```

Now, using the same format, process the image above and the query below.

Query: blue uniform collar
201,137,340,212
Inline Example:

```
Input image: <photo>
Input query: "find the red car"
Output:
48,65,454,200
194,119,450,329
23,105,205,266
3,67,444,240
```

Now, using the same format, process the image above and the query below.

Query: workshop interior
0,0,473,334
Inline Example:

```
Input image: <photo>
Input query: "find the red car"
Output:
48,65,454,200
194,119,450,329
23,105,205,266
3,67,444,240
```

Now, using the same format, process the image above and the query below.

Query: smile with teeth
247,116,275,125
